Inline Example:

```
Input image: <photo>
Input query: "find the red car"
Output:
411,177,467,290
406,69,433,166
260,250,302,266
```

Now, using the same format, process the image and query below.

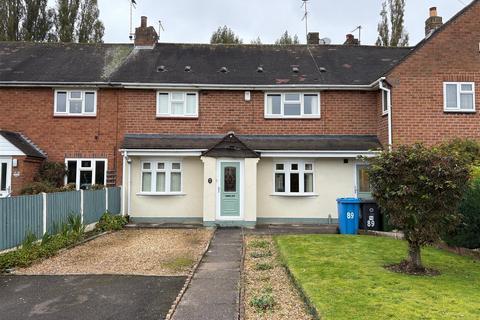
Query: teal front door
220,161,241,218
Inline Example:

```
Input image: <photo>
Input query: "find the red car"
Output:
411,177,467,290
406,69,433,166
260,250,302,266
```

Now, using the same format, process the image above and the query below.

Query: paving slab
0,275,185,320
172,228,242,320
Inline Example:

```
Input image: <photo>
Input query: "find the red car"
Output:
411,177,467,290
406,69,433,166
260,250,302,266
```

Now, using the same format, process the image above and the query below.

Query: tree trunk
407,241,423,270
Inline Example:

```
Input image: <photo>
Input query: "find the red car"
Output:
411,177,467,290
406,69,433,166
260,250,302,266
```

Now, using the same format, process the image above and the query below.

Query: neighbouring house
0,2,479,226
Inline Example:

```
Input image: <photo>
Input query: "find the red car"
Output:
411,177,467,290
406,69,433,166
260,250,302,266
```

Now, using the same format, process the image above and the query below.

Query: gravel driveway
16,228,213,276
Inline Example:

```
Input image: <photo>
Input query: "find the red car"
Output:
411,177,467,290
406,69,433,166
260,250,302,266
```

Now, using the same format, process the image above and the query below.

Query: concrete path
0,275,186,320
172,228,242,320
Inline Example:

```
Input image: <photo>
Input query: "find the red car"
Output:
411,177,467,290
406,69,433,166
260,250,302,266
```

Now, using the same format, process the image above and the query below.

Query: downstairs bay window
141,160,182,194
66,159,107,190
274,161,315,195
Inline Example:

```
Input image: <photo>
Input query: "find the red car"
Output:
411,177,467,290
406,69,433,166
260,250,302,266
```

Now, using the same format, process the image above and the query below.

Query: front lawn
275,235,480,320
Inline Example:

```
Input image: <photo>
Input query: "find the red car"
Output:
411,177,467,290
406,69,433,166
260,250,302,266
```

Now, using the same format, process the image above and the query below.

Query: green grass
164,257,195,271
275,235,480,320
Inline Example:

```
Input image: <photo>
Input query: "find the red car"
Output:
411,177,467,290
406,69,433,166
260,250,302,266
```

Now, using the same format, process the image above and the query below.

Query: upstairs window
444,82,475,112
157,92,198,117
265,93,320,118
66,158,106,190
274,161,315,195
141,160,182,194
55,90,97,116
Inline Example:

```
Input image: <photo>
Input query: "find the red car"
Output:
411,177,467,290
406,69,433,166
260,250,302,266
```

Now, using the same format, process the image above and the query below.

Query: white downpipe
127,156,132,216
121,151,127,216
80,189,84,225
379,78,393,150
42,192,47,235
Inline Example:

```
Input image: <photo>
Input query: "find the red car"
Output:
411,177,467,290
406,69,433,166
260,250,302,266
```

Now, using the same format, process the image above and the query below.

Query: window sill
382,111,389,117
54,114,97,118
270,193,318,197
443,110,476,114
156,115,198,119
136,192,186,196
264,116,321,120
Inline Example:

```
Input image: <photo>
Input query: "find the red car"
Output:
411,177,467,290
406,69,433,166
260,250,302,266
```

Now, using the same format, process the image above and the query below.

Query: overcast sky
49,0,472,45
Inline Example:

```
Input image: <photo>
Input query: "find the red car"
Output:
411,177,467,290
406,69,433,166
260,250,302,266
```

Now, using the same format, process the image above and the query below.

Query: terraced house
0,2,479,227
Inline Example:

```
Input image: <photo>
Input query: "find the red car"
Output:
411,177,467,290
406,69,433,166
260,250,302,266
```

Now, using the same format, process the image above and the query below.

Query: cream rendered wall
257,158,357,220
201,156,216,222
244,158,259,223
129,156,203,218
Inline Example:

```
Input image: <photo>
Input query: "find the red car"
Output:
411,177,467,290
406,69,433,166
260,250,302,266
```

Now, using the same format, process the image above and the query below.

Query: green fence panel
0,194,43,251
83,189,107,225
107,187,121,215
46,191,81,234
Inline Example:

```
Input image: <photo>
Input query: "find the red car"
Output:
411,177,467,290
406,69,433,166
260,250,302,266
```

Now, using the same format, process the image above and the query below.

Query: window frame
64,158,107,190
54,89,97,117
355,163,373,199
381,89,390,115
272,160,316,196
156,91,199,118
264,92,321,119
139,159,184,195
443,82,476,113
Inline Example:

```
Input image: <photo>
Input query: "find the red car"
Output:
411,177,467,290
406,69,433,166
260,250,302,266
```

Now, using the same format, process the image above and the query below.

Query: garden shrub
443,178,480,249
0,214,85,273
367,144,470,272
35,161,67,188
95,212,128,232
255,262,273,271
249,239,270,249
250,251,273,259
20,181,56,195
250,286,276,312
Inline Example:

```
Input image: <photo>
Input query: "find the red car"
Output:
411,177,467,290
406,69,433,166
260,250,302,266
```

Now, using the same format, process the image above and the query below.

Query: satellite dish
319,37,332,45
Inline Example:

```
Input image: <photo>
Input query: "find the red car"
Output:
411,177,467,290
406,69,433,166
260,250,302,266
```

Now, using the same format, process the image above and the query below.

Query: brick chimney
134,16,158,48
307,32,320,45
425,7,443,37
343,34,359,46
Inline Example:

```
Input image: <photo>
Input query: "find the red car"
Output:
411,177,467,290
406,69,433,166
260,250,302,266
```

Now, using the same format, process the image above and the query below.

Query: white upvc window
54,90,97,116
141,160,183,194
156,91,198,117
382,89,390,115
273,160,315,195
443,82,475,112
265,93,320,118
65,158,107,190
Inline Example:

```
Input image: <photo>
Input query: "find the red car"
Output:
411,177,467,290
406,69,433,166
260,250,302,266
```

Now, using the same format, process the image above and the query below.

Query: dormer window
54,90,97,116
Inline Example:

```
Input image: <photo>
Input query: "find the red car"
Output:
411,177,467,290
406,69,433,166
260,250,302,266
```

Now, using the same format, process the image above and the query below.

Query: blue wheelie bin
337,198,362,234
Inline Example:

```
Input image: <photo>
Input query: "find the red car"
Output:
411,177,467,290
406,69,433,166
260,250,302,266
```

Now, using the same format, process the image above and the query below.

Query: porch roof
121,134,382,153
0,131,46,158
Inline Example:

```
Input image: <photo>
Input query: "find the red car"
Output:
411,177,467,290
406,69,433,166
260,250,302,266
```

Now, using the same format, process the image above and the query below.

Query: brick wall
122,89,378,135
387,1,480,146
10,156,44,195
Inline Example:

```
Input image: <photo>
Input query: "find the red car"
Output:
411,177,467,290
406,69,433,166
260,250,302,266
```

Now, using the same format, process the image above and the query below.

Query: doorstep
203,220,256,228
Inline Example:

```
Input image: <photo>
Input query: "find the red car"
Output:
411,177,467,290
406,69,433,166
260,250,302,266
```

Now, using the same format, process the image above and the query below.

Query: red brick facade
387,1,480,146
122,90,378,135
